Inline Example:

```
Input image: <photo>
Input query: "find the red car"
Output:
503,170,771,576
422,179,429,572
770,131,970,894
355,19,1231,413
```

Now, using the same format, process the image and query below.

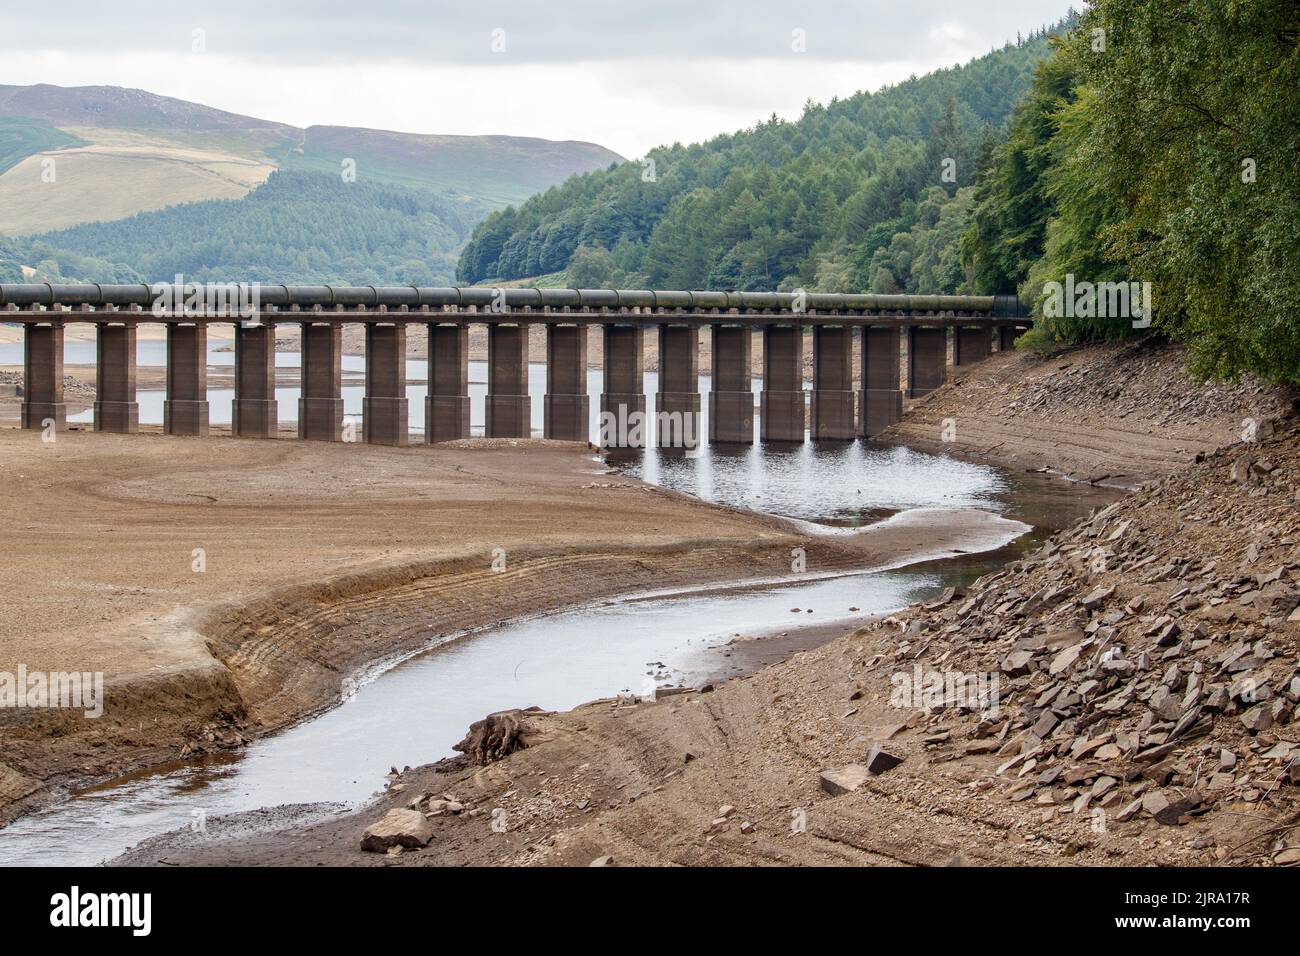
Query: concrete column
656,324,701,449
233,320,278,439
426,323,470,443
486,324,530,438
94,322,138,433
543,324,589,442
999,325,1027,352
954,325,991,366
859,326,903,437
810,325,855,441
907,326,947,398
164,323,208,436
759,324,805,442
363,323,408,446
21,322,65,431
708,324,753,444
298,322,343,441
600,324,646,447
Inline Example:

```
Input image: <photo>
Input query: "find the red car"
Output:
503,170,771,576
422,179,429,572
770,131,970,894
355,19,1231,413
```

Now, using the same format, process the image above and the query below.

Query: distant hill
457,23,1068,294
281,126,623,208
0,84,622,237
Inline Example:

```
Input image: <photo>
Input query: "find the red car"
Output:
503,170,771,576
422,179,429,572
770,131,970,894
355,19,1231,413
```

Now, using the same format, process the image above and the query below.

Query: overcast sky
0,1,1076,158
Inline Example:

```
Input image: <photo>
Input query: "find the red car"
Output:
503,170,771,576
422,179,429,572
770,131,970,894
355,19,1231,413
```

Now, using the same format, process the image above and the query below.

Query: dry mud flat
0,430,789,819
0,424,1016,824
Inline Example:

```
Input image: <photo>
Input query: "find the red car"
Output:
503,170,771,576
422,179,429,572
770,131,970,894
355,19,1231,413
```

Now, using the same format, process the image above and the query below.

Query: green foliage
0,116,85,175
965,1,1300,385
1063,0,1300,385
960,48,1081,297
10,170,486,285
457,26,1070,290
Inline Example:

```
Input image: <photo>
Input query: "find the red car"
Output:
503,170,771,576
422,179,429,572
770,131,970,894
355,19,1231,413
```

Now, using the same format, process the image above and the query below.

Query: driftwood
453,708,544,765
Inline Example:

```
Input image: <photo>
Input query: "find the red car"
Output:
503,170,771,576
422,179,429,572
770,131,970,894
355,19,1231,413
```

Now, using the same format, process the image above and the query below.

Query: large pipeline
0,283,1026,316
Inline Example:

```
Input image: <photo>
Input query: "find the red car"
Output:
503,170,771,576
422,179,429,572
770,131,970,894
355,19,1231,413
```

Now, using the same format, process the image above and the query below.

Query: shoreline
93,338,1298,869
0,426,1031,830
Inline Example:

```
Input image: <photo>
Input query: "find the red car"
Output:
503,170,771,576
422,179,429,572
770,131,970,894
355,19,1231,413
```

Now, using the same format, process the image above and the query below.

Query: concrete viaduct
0,284,1029,447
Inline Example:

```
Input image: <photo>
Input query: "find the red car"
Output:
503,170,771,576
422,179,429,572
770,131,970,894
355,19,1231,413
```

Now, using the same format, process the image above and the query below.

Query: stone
1141,791,1170,818
1148,687,1182,722
1050,644,1083,676
865,744,904,774
1241,706,1275,733
1153,792,1203,826
1002,650,1035,676
360,808,434,852
1116,798,1143,822
820,765,872,796
1031,712,1060,740
1101,658,1137,677
1079,585,1115,610
1207,773,1235,791
589,855,615,867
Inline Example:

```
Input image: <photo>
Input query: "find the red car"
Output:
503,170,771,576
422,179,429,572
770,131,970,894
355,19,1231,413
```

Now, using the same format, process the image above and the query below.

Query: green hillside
275,126,622,208
456,22,1069,293
0,116,85,175
11,170,483,285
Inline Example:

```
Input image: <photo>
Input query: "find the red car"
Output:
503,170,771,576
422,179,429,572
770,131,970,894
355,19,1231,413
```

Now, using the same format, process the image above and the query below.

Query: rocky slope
885,337,1288,488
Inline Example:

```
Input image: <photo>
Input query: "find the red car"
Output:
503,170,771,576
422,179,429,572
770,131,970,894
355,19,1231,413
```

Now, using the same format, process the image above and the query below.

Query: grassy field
0,124,277,236
275,127,620,208
0,116,85,175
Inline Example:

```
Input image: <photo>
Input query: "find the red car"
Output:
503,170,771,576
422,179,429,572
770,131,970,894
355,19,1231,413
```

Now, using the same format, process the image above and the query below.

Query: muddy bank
0,422,1028,828
0,431,800,823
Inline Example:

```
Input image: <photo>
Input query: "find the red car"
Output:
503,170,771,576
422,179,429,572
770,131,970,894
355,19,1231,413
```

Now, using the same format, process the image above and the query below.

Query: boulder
820,764,872,796
361,808,434,853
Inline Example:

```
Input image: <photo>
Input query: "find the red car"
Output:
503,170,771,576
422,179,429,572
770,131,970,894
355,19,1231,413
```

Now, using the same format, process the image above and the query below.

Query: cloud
0,1,1074,156
1,0,1073,63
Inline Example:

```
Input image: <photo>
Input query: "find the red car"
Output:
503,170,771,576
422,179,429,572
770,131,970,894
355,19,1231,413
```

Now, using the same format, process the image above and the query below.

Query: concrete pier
233,320,278,439
543,324,589,442
164,323,208,436
859,325,902,437
426,323,471,443
760,325,805,442
999,326,1026,351
486,324,530,438
907,326,947,398
298,322,343,441
21,322,65,431
810,325,855,441
362,323,408,446
709,325,753,444
94,323,138,433
954,326,991,366
600,324,646,447
656,324,701,449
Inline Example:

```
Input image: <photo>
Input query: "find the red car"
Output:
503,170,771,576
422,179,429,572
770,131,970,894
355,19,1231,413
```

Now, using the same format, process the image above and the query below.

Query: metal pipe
0,283,1023,315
